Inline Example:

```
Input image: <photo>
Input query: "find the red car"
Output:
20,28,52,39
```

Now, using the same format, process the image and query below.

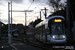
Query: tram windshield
50,23,65,35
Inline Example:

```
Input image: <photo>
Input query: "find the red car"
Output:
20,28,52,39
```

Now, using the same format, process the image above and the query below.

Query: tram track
2,37,73,50
13,37,73,50
22,38,66,50
13,37,53,50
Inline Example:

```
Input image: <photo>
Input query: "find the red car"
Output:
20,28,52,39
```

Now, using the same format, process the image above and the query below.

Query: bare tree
48,0,66,12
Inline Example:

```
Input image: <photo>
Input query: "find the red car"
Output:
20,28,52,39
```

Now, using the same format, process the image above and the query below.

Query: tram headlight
63,36,65,38
52,36,55,38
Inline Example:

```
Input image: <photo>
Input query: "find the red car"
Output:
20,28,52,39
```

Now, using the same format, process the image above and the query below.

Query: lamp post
0,12,2,39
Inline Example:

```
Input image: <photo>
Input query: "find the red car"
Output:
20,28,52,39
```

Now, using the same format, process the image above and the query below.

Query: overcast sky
0,0,66,25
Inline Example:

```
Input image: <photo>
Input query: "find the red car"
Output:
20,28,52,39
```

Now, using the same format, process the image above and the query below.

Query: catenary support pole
8,2,11,43
40,11,41,20
25,12,27,42
11,0,12,43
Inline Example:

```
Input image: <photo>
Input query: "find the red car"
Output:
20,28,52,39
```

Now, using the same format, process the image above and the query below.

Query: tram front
48,17,66,43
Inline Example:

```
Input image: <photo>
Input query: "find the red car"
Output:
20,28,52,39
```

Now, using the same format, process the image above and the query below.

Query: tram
35,15,66,44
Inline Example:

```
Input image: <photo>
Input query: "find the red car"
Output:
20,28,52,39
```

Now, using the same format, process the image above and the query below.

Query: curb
9,44,18,50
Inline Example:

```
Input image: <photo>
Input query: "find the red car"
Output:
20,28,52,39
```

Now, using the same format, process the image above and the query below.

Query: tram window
40,28,42,34
58,27,60,30
50,23,65,35
43,29,45,35
52,26,56,31
40,28,42,30
52,26,61,31
55,26,60,31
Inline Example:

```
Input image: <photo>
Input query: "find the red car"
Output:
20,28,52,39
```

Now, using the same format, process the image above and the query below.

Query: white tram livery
35,15,66,44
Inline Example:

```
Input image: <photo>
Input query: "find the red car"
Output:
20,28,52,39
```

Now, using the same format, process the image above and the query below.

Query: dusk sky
0,0,66,25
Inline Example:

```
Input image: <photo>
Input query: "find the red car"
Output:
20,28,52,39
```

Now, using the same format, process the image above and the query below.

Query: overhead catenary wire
28,0,50,21
34,0,52,11
32,0,49,16
33,0,53,17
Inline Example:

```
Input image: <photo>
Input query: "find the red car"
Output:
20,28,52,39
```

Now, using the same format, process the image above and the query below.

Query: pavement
11,40,42,50
0,40,15,50
28,38,43,44
1,35,75,50
0,36,42,50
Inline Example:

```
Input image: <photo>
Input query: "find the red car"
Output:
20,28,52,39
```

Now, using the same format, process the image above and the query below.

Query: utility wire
34,0,45,10
27,0,34,10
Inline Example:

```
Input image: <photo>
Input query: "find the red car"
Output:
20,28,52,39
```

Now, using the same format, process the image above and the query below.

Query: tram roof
35,15,65,28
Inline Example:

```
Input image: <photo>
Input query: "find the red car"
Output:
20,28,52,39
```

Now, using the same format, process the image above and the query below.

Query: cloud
0,0,6,5
0,12,2,14
1,17,15,23
1,19,8,23
28,0,41,3
0,2,3,5
12,0,23,4
28,0,49,7
10,17,15,22
0,0,23,4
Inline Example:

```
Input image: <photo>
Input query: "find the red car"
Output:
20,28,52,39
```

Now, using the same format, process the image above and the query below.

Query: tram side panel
35,16,66,44
40,25,46,43
39,26,43,41
35,28,38,39
35,25,46,43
